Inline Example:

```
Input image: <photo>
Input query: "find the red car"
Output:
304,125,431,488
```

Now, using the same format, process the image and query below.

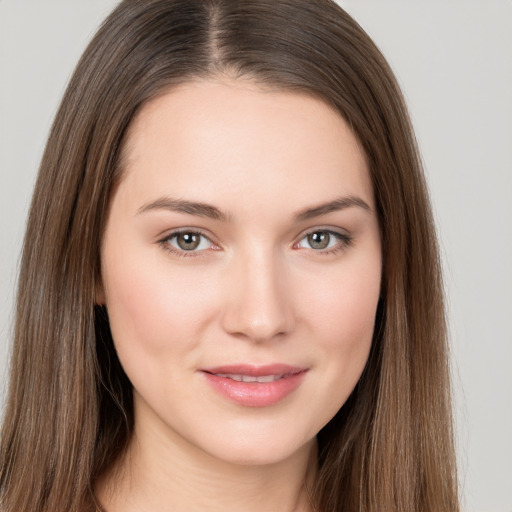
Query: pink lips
200,364,307,407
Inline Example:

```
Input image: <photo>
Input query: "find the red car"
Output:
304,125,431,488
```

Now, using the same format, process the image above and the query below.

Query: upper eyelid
296,226,351,240
158,227,215,243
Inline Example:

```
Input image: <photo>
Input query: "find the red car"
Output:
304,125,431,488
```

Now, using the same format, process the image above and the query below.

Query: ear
95,277,106,306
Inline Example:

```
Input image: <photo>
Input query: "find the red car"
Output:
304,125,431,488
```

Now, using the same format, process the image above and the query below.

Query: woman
0,1,459,511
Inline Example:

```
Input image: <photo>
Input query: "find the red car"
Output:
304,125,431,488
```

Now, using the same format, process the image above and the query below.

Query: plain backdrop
0,1,511,511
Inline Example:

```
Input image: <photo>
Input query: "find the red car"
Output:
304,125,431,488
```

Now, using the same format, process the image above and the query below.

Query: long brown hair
0,1,459,510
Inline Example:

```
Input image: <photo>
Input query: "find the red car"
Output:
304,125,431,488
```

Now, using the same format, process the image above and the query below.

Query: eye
295,229,352,253
161,230,215,255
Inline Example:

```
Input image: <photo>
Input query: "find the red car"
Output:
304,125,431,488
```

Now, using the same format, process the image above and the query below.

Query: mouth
210,372,297,383
200,364,308,407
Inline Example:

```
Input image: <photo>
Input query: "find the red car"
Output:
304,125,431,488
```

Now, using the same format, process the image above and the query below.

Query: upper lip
201,364,307,377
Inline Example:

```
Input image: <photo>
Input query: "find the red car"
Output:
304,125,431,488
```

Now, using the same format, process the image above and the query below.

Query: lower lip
201,371,307,407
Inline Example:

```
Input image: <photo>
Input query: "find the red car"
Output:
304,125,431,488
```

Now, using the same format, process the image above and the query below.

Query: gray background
1,1,511,510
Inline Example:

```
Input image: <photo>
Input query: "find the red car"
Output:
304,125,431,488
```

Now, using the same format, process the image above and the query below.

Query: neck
96,410,317,512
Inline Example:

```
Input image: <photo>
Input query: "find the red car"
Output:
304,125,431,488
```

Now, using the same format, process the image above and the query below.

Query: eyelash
158,229,217,258
158,228,353,258
294,229,354,255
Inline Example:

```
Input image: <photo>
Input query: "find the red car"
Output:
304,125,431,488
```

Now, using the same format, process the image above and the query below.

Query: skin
97,79,382,512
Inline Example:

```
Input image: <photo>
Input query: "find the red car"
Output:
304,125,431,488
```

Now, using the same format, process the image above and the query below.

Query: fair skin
97,79,382,512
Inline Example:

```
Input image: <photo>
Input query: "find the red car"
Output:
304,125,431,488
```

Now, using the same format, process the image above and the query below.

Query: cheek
299,255,381,408
304,258,381,347
101,255,223,414
101,248,218,365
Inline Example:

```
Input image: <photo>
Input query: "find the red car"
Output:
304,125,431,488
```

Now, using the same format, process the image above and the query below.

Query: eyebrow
137,195,371,222
294,195,371,221
137,197,228,221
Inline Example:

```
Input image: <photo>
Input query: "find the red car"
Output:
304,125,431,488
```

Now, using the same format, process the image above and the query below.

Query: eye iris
177,232,200,250
308,231,330,249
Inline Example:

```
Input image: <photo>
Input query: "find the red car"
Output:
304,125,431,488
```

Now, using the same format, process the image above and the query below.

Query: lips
200,364,307,407
214,373,287,383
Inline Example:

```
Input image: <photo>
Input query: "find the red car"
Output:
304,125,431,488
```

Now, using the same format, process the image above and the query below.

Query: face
100,80,381,466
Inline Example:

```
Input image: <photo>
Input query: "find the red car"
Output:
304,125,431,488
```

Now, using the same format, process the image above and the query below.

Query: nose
220,248,295,343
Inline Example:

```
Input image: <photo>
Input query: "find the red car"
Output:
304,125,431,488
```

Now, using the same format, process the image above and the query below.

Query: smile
213,372,294,383
201,365,308,407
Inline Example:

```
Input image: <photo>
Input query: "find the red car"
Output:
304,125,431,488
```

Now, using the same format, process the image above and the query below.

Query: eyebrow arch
137,195,371,222
137,197,228,221
294,196,371,221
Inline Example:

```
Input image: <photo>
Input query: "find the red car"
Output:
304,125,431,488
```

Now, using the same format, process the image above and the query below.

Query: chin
195,428,316,468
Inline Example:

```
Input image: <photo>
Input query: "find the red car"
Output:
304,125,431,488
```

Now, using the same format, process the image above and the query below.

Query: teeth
253,374,278,383
216,373,283,383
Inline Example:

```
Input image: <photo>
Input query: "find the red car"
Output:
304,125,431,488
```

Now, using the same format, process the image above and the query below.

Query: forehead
118,79,373,213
